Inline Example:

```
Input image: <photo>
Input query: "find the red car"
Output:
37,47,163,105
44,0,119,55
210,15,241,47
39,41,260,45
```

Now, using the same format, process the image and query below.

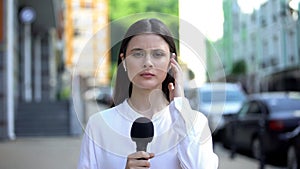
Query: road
214,143,284,169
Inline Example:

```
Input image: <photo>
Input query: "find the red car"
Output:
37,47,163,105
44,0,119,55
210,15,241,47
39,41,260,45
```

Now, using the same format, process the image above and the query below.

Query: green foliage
231,59,247,75
188,68,195,80
109,0,179,21
58,86,71,100
109,0,179,39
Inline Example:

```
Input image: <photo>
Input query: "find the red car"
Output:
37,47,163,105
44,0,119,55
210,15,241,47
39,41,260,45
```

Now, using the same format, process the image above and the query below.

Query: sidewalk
0,101,284,169
0,136,82,169
214,143,284,169
0,101,107,169
0,137,284,169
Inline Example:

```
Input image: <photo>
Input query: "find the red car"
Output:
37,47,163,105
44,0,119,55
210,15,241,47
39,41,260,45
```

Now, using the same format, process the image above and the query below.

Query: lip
140,72,155,77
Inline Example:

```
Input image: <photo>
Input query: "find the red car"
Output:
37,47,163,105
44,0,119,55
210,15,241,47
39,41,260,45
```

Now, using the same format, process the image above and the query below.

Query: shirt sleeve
77,122,98,169
170,97,219,169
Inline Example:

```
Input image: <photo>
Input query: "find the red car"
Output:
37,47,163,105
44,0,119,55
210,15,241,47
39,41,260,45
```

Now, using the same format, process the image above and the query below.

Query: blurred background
0,0,300,169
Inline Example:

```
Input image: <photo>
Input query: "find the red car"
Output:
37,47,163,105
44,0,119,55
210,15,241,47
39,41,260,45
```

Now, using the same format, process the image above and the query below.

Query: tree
109,0,178,21
231,59,247,75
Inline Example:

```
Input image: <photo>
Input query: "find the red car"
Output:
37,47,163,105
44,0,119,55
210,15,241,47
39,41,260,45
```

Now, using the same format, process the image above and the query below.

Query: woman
78,18,219,169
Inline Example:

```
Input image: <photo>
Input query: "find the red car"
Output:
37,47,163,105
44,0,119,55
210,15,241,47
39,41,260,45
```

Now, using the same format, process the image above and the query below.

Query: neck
129,87,168,119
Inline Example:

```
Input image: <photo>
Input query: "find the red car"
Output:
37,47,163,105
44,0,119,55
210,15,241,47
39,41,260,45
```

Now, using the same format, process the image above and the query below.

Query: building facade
0,0,72,140
64,0,110,87
208,0,300,93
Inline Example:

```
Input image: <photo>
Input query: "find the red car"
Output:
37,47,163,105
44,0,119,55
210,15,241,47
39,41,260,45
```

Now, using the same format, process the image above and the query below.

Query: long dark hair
113,18,178,106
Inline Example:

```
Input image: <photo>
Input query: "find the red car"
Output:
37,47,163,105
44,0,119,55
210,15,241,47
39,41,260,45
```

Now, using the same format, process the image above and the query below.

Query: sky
201,0,300,41
199,0,269,41
237,0,268,14
289,0,300,10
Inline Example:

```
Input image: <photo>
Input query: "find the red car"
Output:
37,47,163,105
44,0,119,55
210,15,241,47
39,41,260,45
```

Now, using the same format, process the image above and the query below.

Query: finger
126,159,150,169
127,152,153,168
168,83,174,90
148,153,155,159
170,63,182,79
128,151,153,159
170,57,182,71
136,159,151,168
168,83,174,101
170,60,178,71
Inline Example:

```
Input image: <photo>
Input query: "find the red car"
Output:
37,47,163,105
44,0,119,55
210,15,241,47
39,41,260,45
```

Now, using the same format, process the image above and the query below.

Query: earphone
123,60,127,71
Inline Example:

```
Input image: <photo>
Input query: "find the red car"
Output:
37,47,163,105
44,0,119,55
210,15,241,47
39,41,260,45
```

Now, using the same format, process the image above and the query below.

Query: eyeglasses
128,49,171,59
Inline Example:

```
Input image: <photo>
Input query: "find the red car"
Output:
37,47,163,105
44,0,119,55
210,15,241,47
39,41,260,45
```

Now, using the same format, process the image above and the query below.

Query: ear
120,53,126,71
120,53,125,60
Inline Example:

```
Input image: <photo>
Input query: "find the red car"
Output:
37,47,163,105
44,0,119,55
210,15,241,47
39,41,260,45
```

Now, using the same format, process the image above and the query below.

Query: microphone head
130,117,154,144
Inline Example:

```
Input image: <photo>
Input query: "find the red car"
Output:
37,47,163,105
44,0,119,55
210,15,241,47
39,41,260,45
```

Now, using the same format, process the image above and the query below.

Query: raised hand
168,53,184,101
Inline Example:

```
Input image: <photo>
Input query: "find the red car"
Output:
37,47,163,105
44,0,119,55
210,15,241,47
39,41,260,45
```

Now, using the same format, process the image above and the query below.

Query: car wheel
252,138,261,160
222,127,232,149
287,145,298,169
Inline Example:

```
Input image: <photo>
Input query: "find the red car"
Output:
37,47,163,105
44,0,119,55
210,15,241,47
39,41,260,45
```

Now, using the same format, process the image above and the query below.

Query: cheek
126,62,141,81
156,60,170,72
156,62,170,79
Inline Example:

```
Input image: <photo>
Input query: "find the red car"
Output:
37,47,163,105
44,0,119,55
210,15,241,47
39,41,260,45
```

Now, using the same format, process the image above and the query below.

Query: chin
134,82,162,90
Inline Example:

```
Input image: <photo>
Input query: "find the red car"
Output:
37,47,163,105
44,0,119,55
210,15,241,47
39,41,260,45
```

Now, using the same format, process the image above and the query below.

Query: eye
152,50,166,58
131,51,145,57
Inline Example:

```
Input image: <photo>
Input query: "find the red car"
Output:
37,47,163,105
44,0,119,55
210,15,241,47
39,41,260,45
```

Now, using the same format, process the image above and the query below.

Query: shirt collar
115,98,169,122
115,99,143,122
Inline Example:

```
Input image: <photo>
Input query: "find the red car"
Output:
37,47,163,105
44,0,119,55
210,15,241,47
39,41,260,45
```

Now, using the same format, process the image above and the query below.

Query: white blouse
78,97,219,169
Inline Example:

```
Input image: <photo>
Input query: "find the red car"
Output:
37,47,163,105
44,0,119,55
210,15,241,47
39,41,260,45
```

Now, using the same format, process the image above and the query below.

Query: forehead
127,34,169,51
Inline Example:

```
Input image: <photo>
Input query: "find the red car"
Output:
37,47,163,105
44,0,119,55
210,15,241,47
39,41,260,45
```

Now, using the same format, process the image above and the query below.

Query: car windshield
200,91,246,103
265,98,300,113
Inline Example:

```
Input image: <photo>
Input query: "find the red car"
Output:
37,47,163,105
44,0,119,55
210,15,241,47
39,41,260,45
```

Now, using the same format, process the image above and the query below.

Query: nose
143,55,153,68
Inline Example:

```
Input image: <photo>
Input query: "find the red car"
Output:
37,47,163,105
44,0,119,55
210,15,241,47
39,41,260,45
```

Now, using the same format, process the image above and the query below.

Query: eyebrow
130,48,167,52
129,48,144,52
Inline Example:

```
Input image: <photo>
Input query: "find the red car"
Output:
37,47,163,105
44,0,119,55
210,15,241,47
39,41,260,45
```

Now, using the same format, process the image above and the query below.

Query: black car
223,92,300,165
280,124,300,169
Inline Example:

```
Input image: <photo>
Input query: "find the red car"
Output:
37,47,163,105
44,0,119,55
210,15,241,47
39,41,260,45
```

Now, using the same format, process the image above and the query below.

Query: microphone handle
136,142,148,152
136,142,148,160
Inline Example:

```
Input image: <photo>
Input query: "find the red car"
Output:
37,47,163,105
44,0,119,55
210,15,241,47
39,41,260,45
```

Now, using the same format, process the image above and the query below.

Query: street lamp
19,6,36,102
19,6,36,24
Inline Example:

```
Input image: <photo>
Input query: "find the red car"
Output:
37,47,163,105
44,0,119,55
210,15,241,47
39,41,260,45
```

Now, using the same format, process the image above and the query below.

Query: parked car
280,124,300,169
185,83,247,140
223,92,300,165
84,86,113,106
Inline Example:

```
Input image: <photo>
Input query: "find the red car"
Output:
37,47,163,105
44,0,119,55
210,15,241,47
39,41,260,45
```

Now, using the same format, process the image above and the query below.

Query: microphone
130,117,154,152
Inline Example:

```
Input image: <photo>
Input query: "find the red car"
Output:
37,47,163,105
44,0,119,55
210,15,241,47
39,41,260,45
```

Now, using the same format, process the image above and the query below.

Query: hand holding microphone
126,117,155,168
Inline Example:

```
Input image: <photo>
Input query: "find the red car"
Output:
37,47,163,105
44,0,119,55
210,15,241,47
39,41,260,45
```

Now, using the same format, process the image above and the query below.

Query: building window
271,57,278,66
290,55,294,63
261,18,267,27
251,54,255,62
260,61,267,68
272,14,277,22
251,12,256,22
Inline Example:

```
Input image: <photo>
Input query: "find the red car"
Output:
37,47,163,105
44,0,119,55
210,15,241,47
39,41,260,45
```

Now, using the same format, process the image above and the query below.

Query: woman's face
123,34,171,90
